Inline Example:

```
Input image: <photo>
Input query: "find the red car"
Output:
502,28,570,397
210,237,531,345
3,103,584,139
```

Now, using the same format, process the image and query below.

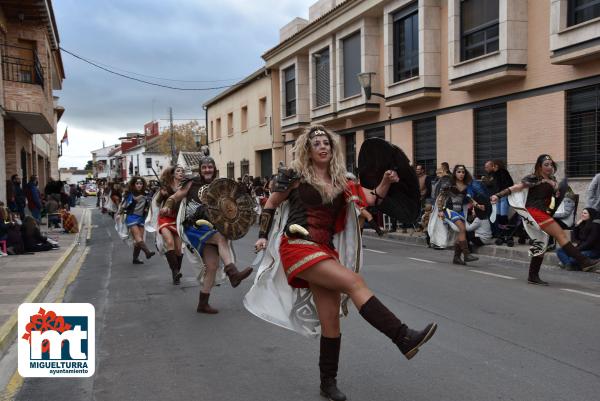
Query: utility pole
169,107,176,166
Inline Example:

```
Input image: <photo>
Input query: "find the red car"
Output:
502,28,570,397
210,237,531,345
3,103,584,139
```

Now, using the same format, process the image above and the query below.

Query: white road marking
408,257,436,264
469,270,517,280
363,248,387,254
560,289,600,299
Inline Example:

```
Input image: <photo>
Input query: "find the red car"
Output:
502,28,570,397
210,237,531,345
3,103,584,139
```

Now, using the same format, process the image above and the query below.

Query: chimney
309,0,337,22
279,17,309,42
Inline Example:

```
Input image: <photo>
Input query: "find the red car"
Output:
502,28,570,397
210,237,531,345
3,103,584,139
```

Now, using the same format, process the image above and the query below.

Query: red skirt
526,207,554,228
158,215,178,235
279,236,338,289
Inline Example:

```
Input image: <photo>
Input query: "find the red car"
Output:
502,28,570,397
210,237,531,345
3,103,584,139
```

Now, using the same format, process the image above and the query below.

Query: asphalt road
15,199,600,401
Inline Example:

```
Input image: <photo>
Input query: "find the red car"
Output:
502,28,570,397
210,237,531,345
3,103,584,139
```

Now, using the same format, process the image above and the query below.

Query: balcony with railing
2,44,44,88
1,43,53,134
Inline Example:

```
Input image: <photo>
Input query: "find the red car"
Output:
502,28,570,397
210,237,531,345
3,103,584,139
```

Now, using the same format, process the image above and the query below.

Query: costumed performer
251,125,437,401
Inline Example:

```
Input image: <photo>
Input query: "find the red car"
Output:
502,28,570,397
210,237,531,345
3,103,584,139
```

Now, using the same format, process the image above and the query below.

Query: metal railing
1,44,44,88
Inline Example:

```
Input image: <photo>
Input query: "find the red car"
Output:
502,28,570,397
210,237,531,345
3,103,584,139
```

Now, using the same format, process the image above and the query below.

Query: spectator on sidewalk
45,194,61,229
6,212,24,255
554,187,577,229
586,172,600,213
25,176,42,222
481,160,498,195
466,203,493,250
61,205,79,234
557,208,600,271
10,175,26,219
21,216,57,252
491,160,514,241
415,164,433,205
69,184,78,208
0,202,9,242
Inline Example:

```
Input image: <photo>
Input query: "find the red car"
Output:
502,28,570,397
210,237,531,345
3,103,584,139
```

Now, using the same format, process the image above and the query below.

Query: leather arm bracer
494,188,512,199
258,208,275,239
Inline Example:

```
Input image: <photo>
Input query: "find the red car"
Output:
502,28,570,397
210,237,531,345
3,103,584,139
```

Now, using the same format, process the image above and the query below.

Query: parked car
84,184,97,197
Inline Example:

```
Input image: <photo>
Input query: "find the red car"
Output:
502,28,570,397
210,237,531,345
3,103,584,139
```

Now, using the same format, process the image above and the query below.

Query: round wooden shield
358,138,420,224
200,178,256,240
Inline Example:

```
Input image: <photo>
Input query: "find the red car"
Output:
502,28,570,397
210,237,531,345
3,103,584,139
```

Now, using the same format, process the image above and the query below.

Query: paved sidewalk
362,228,561,266
0,207,89,355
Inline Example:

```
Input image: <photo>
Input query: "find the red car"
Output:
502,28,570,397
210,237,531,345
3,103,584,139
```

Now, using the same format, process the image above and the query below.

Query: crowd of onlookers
0,175,81,256
365,162,600,272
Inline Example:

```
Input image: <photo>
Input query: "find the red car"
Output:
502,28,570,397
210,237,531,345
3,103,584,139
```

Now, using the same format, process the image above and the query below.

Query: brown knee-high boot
137,241,155,259
224,263,253,288
132,244,143,264
527,255,547,285
452,242,465,265
319,335,346,401
459,240,478,262
196,291,218,314
561,242,600,272
165,250,182,284
359,296,437,360
177,254,184,273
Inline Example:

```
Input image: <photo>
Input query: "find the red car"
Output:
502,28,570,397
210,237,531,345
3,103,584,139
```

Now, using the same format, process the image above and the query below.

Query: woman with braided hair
121,176,155,264
156,166,185,284
491,154,600,284
250,125,437,401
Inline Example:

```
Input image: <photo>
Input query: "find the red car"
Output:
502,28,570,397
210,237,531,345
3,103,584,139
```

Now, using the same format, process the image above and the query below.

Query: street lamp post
358,72,385,101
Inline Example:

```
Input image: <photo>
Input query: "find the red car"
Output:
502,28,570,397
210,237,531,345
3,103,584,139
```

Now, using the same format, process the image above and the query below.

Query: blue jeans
497,197,510,216
556,248,600,267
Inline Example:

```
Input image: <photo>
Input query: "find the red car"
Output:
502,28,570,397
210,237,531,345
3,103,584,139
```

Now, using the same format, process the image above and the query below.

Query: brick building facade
0,0,65,201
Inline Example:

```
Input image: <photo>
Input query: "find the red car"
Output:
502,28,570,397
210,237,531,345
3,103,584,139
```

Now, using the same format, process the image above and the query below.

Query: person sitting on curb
466,202,493,251
557,208,600,271
61,205,79,234
21,216,59,253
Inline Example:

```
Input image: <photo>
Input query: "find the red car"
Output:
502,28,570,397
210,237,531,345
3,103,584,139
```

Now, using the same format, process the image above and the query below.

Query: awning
5,110,53,134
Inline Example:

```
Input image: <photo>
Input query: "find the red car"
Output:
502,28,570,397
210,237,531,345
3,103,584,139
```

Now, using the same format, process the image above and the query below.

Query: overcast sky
55,0,313,168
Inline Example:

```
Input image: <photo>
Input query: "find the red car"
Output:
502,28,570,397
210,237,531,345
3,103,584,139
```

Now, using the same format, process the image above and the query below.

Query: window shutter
343,32,361,98
567,85,600,177
315,49,330,107
414,118,437,176
474,104,507,177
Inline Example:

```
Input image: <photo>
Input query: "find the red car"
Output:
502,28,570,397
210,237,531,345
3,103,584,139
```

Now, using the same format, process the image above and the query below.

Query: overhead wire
60,47,242,91
60,50,243,83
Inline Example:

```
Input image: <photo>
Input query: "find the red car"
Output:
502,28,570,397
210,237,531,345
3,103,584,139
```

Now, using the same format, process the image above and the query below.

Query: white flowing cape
508,189,549,257
144,192,166,254
243,201,362,338
426,205,463,248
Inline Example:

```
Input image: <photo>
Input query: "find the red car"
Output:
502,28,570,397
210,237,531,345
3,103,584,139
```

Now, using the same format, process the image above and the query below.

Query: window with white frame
284,66,296,117
342,32,361,98
460,0,499,61
393,3,419,82
568,0,600,27
314,48,330,107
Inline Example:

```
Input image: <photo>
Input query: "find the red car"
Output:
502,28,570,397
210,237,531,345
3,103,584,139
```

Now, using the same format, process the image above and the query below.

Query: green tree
84,160,93,171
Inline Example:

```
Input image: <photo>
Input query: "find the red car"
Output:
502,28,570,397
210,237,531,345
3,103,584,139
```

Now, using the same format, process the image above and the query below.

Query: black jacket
573,219,600,252
493,169,514,191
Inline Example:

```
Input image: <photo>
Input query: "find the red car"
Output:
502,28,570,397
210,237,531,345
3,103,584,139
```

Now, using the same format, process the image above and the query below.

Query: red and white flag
61,128,69,146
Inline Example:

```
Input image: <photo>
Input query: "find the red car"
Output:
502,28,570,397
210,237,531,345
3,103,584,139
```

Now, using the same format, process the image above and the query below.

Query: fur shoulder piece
273,165,301,193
